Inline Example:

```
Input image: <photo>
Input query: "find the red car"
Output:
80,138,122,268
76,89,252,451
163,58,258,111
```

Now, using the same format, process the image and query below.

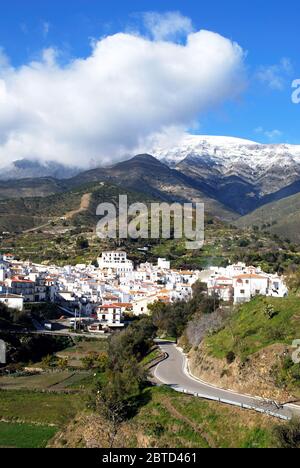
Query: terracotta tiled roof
11,277,34,284
234,274,268,280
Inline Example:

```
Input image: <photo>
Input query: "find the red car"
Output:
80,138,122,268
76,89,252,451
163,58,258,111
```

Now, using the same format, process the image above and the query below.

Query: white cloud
257,58,293,90
143,11,193,41
0,24,246,168
255,127,283,141
42,21,51,38
0,48,10,68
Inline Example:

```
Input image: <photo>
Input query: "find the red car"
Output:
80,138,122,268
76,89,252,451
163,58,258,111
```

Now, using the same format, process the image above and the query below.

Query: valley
1,137,300,449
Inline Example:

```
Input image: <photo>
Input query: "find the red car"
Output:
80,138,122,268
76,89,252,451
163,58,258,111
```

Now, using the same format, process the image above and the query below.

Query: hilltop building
206,263,287,304
97,251,134,277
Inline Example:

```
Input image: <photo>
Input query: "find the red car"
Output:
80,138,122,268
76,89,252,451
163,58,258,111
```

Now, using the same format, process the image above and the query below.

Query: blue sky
0,0,299,167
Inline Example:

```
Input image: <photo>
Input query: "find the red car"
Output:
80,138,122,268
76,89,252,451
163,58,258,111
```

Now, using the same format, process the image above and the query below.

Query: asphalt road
154,341,300,421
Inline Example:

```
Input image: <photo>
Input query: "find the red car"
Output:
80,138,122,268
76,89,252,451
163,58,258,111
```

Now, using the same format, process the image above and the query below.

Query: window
240,290,245,294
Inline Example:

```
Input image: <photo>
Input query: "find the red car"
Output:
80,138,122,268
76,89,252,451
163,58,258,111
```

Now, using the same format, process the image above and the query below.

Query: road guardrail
172,386,291,421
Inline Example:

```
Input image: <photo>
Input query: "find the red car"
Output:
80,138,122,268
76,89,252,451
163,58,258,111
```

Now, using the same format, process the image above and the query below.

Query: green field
0,390,84,427
0,371,92,391
0,422,58,448
0,384,280,448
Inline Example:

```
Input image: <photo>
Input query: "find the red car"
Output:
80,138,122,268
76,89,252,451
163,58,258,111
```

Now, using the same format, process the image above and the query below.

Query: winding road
154,341,300,421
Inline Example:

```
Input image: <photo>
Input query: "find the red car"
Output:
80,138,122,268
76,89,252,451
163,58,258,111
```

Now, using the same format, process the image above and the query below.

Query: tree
226,351,236,365
76,237,89,250
82,351,108,371
57,357,68,369
150,282,219,339
273,418,300,448
41,354,55,368
94,360,144,448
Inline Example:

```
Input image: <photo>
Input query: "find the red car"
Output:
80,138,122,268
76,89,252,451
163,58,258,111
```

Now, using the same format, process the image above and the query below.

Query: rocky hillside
151,135,300,214
188,296,300,402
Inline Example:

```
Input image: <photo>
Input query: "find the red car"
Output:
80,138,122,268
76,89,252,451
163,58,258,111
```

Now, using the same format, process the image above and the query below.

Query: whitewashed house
157,258,171,270
98,251,134,278
207,276,234,302
205,263,288,304
233,274,270,304
132,294,158,316
97,304,124,328
0,294,24,311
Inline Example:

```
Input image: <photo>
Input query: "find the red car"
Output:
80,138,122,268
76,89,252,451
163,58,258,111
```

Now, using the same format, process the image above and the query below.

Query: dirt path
160,396,216,448
22,193,92,233
23,220,52,234
65,193,91,220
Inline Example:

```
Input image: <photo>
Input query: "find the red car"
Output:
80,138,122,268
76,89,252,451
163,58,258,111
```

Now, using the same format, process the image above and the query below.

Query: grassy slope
150,219,300,272
52,386,277,448
236,192,300,243
204,296,300,360
0,371,92,391
0,390,84,427
0,383,278,448
1,211,299,269
139,387,275,449
0,422,58,448
0,178,66,200
0,181,154,233
0,388,85,448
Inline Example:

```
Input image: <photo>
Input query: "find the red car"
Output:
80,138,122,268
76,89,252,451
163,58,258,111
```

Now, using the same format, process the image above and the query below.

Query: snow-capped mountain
150,135,300,214
152,135,260,167
152,135,300,188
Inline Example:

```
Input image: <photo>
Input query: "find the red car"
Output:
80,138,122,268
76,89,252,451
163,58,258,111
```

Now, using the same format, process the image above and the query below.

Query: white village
0,250,288,334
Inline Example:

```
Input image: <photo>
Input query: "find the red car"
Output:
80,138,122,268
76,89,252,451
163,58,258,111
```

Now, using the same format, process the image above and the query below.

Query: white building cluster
0,251,200,333
203,262,288,304
0,253,288,332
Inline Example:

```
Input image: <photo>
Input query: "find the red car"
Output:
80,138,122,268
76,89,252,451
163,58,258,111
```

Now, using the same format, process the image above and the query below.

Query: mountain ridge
0,159,81,181
2,135,300,222
149,135,300,214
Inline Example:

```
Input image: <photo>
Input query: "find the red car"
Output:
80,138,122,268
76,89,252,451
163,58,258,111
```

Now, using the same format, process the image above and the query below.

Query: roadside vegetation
204,296,300,360
51,386,280,448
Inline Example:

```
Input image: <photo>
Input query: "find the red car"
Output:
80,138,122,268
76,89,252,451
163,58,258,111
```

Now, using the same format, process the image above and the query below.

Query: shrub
273,418,300,448
226,351,236,365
